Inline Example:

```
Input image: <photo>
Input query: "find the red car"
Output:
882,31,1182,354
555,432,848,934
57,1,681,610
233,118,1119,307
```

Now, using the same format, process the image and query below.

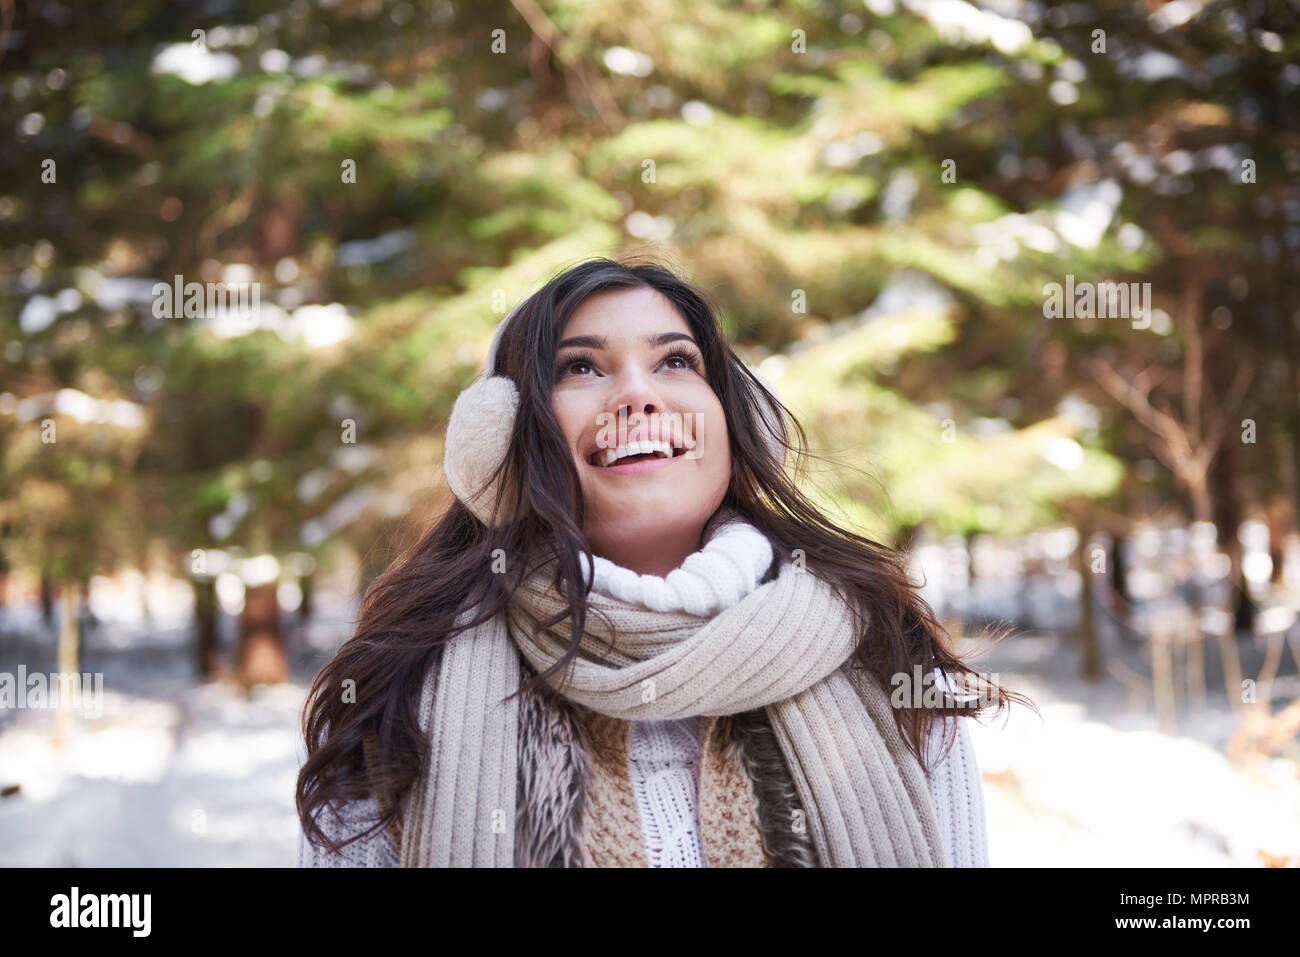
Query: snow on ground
1,629,1297,866
963,632,1300,867
0,679,309,867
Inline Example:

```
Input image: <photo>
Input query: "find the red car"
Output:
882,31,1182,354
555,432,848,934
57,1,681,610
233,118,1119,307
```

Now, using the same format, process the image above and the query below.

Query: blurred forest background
1,0,1299,866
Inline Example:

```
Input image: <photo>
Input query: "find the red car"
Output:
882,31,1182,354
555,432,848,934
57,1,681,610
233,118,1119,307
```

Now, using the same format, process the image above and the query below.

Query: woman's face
550,286,731,576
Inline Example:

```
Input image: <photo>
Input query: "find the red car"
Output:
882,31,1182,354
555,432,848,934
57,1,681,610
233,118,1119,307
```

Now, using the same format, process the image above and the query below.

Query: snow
966,633,1300,867
0,675,306,866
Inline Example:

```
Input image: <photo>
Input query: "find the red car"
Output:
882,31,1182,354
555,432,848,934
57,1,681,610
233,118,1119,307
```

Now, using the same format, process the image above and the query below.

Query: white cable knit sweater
299,516,990,867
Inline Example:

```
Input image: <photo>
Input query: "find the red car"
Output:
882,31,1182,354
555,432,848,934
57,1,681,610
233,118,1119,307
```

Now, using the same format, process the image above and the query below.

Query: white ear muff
442,306,525,527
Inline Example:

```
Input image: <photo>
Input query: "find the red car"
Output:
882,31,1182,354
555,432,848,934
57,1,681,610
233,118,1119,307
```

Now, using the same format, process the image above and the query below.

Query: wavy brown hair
297,255,1032,855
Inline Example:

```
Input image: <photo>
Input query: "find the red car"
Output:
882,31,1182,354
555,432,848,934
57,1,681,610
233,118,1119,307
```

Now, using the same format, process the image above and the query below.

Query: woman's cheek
551,395,588,465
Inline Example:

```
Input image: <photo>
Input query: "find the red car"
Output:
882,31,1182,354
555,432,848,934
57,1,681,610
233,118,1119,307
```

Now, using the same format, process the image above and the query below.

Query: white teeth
597,439,674,467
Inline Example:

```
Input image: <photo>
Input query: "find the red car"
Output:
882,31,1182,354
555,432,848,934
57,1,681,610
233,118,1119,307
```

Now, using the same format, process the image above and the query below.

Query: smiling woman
296,256,1027,868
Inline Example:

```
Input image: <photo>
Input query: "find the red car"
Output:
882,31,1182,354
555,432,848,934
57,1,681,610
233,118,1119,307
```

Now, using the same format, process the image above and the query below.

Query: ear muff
442,305,526,528
441,305,791,528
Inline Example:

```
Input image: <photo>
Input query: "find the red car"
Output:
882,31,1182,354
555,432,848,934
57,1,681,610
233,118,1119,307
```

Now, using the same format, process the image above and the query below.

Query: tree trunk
1076,524,1103,680
79,578,94,634
236,582,288,688
0,542,9,609
298,572,314,624
39,570,55,629
1108,532,1128,609
1188,476,1213,526
192,577,220,679
52,585,79,748
1211,436,1255,633
1151,611,1177,734
1264,497,1289,587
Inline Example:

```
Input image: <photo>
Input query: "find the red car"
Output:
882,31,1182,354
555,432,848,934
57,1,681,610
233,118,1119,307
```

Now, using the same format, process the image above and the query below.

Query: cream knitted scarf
399,537,949,868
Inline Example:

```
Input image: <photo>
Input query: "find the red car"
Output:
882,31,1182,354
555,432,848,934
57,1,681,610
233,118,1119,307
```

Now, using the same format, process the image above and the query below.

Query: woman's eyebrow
557,331,698,350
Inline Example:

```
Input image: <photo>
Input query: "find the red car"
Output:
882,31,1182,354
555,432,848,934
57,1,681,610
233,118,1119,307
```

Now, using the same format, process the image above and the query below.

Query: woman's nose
608,368,665,419
615,402,658,418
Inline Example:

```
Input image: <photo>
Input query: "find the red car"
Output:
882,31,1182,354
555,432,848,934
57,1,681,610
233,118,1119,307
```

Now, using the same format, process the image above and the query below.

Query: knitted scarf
398,551,949,868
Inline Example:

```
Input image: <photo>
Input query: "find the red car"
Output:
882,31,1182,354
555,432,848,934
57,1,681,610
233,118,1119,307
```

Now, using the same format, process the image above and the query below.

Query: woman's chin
585,506,705,543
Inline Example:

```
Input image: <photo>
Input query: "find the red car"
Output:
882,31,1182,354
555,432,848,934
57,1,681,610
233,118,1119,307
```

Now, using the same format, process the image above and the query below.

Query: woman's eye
556,356,596,378
662,351,700,371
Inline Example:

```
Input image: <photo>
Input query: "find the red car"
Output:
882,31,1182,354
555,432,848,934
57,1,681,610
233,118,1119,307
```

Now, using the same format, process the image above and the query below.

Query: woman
296,256,1023,867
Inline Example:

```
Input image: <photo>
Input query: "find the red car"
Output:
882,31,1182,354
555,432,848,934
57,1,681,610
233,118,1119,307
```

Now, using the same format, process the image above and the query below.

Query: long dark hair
297,255,1031,853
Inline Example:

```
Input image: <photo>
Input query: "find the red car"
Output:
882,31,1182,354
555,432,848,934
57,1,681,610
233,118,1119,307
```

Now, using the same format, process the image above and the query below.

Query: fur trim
515,659,588,867
724,710,819,867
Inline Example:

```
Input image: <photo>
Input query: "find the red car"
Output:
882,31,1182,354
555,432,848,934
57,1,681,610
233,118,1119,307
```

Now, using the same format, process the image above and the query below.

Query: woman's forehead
562,287,688,339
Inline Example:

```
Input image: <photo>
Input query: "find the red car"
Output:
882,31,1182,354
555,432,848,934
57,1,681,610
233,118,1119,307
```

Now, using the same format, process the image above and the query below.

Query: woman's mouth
586,438,688,475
